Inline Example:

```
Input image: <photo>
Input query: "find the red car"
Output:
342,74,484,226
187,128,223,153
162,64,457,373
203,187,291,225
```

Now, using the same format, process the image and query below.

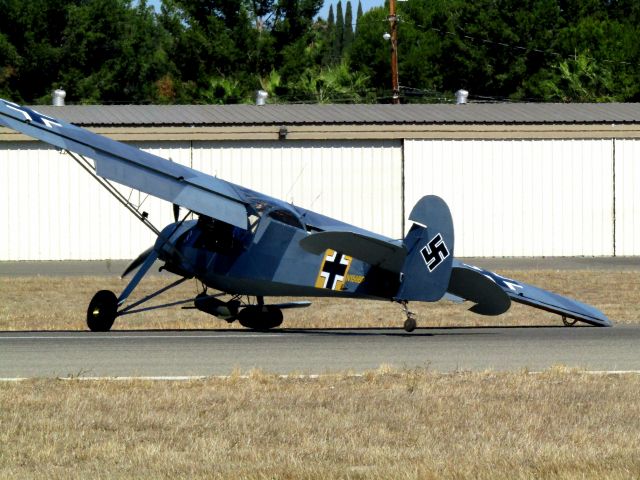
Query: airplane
0,98,611,332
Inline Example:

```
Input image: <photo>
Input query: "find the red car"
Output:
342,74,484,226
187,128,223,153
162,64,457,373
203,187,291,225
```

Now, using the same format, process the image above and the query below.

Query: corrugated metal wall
404,139,615,257
1,137,638,260
0,140,402,260
191,140,403,239
0,142,188,260
615,139,640,256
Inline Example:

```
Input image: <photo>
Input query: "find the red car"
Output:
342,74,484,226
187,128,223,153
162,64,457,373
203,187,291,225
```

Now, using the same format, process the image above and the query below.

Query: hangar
1,102,640,260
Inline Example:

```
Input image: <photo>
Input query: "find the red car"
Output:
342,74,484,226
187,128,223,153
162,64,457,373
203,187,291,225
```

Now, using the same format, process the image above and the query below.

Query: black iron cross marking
420,233,450,272
320,251,349,289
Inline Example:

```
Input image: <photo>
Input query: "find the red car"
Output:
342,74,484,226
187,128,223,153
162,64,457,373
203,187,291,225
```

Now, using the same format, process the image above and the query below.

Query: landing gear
87,290,118,332
400,301,417,332
562,316,578,327
237,305,283,330
403,317,417,333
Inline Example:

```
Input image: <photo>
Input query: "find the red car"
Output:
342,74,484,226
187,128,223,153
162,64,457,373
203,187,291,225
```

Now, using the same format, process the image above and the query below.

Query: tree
343,1,354,53
322,4,336,66
0,0,76,102
288,60,373,103
355,0,363,34
334,1,344,60
271,0,323,89
60,0,173,103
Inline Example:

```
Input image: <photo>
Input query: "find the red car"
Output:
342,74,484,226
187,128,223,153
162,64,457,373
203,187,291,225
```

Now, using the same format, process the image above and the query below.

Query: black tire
403,317,417,333
87,290,118,332
237,306,283,330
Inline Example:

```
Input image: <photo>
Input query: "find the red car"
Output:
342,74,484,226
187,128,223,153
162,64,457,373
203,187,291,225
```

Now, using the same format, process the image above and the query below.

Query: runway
1,325,639,378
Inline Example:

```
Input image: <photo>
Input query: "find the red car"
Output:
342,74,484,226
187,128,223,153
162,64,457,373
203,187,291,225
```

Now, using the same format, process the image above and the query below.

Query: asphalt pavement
1,325,639,378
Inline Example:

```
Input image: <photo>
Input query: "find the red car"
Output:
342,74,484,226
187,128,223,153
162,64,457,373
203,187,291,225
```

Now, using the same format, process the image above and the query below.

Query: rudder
395,195,454,302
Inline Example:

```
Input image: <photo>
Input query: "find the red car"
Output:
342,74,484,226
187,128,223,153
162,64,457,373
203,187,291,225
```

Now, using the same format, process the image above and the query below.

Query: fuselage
155,216,400,300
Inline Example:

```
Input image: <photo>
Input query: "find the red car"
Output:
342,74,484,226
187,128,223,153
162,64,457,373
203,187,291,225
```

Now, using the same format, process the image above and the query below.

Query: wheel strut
400,301,417,333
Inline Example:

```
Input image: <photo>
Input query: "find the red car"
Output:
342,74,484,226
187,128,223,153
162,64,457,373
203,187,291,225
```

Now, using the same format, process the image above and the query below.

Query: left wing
0,99,248,228
448,261,611,327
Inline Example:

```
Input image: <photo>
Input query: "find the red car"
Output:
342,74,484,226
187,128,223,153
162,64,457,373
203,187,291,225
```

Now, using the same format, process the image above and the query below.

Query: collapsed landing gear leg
401,301,417,333
86,249,158,332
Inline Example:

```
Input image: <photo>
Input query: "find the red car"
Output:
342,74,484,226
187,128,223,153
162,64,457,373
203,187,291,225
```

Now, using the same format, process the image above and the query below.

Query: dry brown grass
0,269,636,331
1,367,639,479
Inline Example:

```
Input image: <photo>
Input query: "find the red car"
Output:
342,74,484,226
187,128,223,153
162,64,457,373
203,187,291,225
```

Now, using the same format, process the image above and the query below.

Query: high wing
448,261,611,327
0,99,254,228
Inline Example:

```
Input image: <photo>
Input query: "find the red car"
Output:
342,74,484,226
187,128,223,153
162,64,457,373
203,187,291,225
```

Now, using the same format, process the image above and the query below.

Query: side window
267,209,305,230
195,216,244,254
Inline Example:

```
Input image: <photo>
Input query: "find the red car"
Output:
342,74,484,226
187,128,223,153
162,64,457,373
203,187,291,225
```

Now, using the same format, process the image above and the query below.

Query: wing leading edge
0,99,248,229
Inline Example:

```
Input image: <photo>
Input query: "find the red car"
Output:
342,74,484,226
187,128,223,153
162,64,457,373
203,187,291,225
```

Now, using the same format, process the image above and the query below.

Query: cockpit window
267,209,305,229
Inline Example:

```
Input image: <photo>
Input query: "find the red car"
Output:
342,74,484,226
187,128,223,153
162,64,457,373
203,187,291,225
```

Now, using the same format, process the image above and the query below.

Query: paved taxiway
1,325,639,378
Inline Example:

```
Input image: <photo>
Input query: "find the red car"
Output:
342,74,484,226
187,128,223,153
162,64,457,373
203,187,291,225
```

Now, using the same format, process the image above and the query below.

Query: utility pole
389,0,400,104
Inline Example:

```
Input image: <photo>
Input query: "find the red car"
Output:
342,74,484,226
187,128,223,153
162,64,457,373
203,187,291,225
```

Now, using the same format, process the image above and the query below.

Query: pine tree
356,0,363,34
334,1,344,59
323,4,336,66
343,1,354,53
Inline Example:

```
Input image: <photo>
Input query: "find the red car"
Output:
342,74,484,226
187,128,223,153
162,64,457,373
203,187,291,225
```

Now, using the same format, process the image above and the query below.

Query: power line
399,17,635,68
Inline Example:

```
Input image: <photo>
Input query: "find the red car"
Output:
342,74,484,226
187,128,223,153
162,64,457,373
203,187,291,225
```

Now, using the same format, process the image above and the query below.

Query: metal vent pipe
52,89,66,106
455,89,469,105
255,90,268,106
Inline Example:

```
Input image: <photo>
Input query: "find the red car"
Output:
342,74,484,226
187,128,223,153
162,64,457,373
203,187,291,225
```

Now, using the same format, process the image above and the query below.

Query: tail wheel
403,317,417,332
562,316,578,327
87,290,118,332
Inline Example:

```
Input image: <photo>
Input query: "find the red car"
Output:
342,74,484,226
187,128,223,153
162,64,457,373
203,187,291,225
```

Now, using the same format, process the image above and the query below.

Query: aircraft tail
395,195,454,302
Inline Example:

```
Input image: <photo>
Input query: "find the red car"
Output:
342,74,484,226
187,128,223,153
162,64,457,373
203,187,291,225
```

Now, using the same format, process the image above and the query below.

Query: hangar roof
31,102,640,127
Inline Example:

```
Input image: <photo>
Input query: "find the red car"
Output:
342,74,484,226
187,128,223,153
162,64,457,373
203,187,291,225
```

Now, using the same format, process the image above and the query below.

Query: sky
318,1,386,20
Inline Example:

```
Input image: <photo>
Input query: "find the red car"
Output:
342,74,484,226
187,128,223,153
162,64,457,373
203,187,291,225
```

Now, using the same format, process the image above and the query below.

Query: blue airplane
0,99,611,332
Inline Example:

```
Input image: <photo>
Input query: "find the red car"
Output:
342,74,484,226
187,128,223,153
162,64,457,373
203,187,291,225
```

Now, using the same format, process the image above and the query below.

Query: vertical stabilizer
395,195,454,302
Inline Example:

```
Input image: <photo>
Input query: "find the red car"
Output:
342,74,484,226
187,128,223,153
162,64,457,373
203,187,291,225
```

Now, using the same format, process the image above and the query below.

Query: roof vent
455,89,469,105
52,88,66,106
255,90,268,106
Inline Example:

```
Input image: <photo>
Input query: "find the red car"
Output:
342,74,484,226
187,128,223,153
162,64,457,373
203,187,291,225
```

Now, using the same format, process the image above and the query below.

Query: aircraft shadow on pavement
0,324,573,337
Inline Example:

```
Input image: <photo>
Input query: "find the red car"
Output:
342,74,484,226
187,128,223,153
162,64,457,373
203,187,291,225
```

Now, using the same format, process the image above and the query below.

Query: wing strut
66,150,161,236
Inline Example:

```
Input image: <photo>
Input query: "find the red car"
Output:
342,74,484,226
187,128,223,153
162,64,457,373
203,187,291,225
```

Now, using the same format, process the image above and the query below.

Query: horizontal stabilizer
0,99,248,229
451,262,611,327
447,266,511,315
300,231,407,272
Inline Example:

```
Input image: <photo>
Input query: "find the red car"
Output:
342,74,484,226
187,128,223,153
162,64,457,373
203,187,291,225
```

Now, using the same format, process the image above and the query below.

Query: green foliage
1,0,639,104
537,54,619,103
287,60,373,103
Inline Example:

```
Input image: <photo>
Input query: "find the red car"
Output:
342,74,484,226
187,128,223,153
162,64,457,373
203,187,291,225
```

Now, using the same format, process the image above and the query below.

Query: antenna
285,160,309,203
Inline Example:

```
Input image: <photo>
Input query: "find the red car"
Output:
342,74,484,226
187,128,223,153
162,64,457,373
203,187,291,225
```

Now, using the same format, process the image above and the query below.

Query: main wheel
237,306,283,330
562,316,578,327
87,290,118,332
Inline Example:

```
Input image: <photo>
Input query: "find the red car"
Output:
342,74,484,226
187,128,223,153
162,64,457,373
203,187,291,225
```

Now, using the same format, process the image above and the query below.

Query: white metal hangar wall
0,139,402,260
404,139,615,257
2,102,640,260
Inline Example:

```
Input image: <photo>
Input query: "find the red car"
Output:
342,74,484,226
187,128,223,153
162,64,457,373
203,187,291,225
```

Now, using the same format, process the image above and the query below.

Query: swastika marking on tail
420,233,450,272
